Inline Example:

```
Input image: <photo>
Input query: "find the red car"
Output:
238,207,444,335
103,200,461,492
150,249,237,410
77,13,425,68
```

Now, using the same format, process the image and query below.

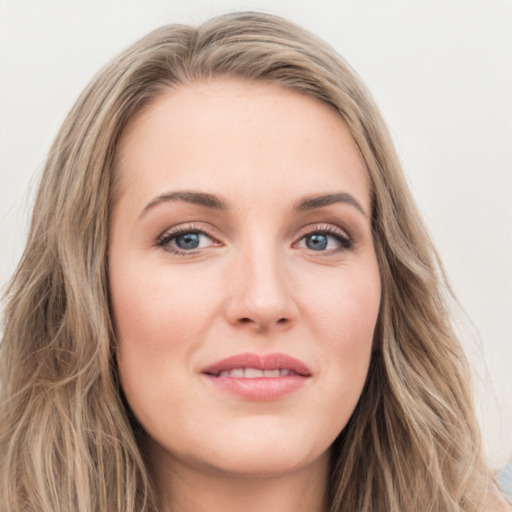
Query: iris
175,232,200,250
306,234,328,251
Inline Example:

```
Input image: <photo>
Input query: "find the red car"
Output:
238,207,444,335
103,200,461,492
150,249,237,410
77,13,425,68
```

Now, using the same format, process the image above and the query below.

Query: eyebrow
140,190,367,218
294,193,367,216
140,191,228,217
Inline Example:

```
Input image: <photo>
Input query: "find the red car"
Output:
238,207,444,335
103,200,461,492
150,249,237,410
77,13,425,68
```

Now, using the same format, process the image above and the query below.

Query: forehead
114,79,370,214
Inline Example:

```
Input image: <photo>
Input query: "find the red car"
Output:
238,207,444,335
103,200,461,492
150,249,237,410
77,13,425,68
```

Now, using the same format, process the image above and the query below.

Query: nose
223,244,298,332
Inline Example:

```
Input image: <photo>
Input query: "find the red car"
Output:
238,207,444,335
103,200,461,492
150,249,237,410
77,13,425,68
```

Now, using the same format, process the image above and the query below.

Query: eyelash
155,223,218,255
296,224,353,252
155,223,353,255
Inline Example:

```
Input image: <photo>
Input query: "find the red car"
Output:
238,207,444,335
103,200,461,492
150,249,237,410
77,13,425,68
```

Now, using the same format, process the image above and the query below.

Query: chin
177,421,333,478
197,446,328,479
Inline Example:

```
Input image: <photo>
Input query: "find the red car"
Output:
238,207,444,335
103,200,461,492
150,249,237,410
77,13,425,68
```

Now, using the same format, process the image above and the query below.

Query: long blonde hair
0,11,501,512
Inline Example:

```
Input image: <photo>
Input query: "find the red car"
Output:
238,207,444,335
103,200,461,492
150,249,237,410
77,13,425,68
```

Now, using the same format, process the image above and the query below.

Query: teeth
245,368,263,378
217,368,292,378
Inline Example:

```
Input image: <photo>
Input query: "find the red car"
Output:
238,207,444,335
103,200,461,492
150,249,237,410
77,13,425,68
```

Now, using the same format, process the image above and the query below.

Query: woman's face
109,80,381,479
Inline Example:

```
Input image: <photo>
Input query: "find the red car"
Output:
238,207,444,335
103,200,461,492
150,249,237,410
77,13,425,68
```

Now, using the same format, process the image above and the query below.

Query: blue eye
175,232,201,250
157,228,216,253
305,233,328,251
297,228,352,252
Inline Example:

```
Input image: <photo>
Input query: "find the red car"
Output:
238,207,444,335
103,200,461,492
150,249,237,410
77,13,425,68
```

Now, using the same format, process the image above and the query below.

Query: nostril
237,317,289,326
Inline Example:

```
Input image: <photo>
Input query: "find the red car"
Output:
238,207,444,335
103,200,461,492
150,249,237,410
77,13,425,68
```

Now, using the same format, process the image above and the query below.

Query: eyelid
296,222,351,239
155,223,222,254
293,223,353,251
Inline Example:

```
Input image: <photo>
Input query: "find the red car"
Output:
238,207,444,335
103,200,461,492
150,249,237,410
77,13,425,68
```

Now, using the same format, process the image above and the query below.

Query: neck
152,450,330,512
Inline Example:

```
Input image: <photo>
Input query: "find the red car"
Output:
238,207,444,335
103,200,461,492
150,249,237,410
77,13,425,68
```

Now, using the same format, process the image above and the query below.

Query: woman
0,11,508,512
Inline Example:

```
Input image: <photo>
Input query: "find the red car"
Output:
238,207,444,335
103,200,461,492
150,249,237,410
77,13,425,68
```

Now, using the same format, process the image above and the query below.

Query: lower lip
203,375,309,400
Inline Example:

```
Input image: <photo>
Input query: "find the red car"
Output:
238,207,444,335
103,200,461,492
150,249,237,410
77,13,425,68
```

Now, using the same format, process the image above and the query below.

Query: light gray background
1,0,511,467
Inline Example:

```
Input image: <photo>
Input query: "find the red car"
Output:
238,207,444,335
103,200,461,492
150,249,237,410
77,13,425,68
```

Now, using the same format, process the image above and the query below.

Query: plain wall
1,0,511,468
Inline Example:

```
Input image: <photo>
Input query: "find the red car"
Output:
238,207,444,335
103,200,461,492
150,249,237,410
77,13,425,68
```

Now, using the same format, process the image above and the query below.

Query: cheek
303,262,380,397
109,255,239,392
110,258,219,352
109,258,219,409
305,262,380,343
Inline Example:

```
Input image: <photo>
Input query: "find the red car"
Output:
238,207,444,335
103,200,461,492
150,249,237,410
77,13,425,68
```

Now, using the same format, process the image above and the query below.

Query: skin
109,79,381,512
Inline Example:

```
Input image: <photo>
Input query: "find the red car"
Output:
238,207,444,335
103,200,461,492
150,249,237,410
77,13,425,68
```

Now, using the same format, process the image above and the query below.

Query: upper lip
202,352,312,377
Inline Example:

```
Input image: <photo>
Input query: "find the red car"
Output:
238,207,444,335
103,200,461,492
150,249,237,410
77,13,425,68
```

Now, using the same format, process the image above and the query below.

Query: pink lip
201,352,311,401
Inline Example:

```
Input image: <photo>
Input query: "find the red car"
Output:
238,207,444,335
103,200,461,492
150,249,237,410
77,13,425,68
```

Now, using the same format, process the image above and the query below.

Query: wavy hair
0,11,502,512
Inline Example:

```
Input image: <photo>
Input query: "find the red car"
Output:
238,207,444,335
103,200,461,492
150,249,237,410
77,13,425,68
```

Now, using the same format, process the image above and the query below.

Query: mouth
201,352,311,400
213,368,300,378
202,352,311,377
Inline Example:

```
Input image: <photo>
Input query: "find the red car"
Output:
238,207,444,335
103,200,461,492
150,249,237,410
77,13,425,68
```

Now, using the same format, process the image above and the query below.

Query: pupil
176,232,200,250
306,234,328,250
